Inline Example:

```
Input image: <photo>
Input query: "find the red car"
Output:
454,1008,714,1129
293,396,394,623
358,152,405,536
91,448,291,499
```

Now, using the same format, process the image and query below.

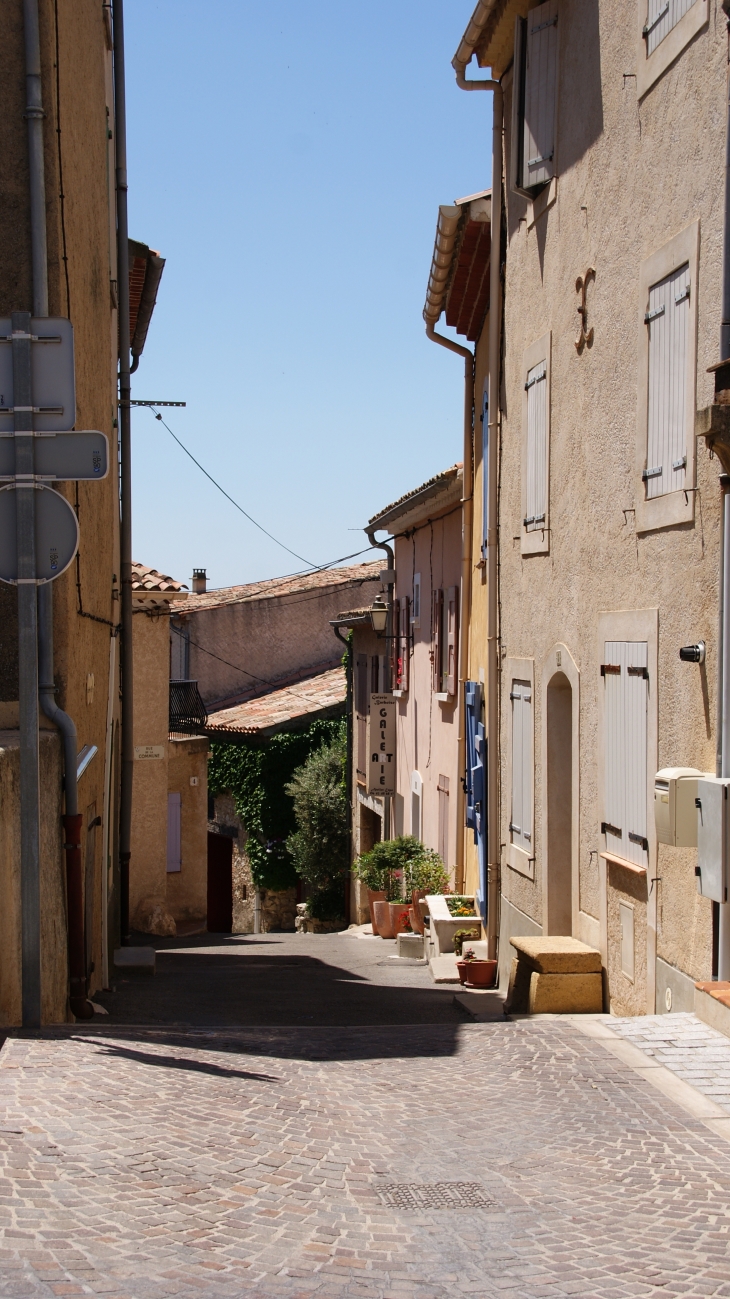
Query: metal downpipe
425,322,474,892
112,0,134,944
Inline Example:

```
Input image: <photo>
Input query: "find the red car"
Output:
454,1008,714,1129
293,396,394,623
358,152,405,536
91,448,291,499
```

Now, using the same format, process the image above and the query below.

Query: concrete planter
397,933,424,960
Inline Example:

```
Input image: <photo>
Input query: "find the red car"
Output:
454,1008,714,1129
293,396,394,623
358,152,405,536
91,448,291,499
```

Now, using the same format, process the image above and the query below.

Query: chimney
192,568,207,595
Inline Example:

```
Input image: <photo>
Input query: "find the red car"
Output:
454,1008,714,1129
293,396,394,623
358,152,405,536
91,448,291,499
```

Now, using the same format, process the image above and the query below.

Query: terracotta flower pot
367,889,387,936
389,903,410,937
372,899,394,939
457,958,498,989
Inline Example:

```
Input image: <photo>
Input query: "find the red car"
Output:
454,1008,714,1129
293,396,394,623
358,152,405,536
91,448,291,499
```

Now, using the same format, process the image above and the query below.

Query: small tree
353,835,448,901
286,731,348,920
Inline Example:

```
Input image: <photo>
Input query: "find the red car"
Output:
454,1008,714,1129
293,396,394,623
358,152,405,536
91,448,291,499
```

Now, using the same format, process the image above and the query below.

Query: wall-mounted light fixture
679,641,706,664
370,595,389,634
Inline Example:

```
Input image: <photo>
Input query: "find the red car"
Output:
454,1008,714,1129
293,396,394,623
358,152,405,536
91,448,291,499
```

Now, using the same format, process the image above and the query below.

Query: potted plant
353,837,449,938
453,927,480,957
456,946,498,988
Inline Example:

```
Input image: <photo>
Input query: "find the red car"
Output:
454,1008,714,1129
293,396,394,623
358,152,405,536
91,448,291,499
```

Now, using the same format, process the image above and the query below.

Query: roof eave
368,469,463,534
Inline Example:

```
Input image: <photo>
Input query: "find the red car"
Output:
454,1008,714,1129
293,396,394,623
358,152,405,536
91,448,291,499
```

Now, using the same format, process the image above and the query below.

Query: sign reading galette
367,693,396,796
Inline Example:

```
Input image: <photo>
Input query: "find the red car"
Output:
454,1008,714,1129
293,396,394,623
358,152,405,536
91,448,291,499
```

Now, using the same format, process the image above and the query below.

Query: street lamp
370,595,389,634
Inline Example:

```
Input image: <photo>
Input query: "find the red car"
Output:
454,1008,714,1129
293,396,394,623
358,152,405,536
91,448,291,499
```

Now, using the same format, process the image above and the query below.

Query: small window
412,574,421,628
445,586,459,696
509,680,533,859
521,333,551,556
355,654,369,716
602,641,648,869
437,775,450,869
432,588,444,692
396,596,410,692
431,588,458,696
511,0,559,198
637,0,707,97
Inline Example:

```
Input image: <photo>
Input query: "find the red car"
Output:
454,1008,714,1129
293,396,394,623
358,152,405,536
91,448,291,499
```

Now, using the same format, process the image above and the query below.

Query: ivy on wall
208,717,345,892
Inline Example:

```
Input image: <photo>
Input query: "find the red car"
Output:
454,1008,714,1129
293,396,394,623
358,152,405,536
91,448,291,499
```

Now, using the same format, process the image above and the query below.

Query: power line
185,633,338,709
146,405,316,567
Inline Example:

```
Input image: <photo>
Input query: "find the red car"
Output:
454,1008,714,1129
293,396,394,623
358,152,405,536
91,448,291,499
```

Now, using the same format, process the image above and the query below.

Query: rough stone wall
130,612,174,936
210,793,296,933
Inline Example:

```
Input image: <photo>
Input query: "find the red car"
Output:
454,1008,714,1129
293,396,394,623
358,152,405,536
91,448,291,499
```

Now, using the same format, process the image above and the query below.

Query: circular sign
0,483,79,584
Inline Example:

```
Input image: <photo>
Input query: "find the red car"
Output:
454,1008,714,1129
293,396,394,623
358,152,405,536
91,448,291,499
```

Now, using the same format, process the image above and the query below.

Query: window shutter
399,596,410,692
645,262,690,500
464,681,481,831
166,792,182,873
437,775,450,868
371,654,380,695
391,598,400,688
412,575,421,627
644,0,697,55
446,586,459,695
525,359,548,532
432,588,443,692
355,654,368,716
603,641,648,867
521,0,558,191
510,680,532,855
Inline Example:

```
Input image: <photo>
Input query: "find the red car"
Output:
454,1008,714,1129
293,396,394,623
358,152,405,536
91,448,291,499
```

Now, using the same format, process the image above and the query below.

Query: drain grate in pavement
378,1182,494,1210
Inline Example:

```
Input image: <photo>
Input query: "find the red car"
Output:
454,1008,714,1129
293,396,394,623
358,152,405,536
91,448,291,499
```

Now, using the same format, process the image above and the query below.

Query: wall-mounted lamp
679,641,706,664
370,595,389,634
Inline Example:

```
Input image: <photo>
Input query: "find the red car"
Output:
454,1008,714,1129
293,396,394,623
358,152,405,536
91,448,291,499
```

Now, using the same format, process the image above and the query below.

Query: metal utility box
696,776,730,903
654,767,703,847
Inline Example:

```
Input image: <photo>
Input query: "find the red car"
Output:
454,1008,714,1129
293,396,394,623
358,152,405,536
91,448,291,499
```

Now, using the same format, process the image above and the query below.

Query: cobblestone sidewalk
1,1020,730,1298
606,1010,730,1111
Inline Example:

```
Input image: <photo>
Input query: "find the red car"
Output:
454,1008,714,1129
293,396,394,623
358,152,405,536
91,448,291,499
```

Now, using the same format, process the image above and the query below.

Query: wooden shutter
603,641,648,867
521,0,558,191
525,359,547,532
166,792,182,873
510,680,532,855
399,596,410,692
644,0,696,55
391,598,400,688
464,681,481,832
412,575,421,627
432,588,443,692
371,655,380,695
437,776,450,869
355,654,368,716
446,586,459,695
645,262,690,500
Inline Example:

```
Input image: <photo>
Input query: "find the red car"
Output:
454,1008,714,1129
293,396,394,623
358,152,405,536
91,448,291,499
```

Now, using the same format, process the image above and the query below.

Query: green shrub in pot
353,836,448,902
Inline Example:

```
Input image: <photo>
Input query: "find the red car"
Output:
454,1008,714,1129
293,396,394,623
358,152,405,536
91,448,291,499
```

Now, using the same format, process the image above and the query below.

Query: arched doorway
546,671,572,934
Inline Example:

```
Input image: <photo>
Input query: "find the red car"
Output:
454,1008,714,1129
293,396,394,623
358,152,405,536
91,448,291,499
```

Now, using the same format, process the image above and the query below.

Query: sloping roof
453,0,528,79
181,561,381,614
131,562,188,602
206,665,346,738
423,195,491,341
368,464,463,534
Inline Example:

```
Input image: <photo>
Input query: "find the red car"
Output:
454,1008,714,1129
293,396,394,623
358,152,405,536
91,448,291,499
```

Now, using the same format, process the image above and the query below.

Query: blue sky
126,0,492,590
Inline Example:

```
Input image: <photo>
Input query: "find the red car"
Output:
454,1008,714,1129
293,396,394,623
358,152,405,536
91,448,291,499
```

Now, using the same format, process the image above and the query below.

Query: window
601,641,648,869
635,222,698,533
521,333,551,556
396,596,410,692
511,0,559,198
509,680,533,861
170,620,189,680
355,654,368,781
432,588,443,692
412,574,421,628
637,0,707,98
432,587,459,696
167,792,181,873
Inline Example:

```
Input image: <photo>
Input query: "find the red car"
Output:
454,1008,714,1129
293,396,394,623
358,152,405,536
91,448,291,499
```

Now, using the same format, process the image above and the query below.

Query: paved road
2,1014,730,1298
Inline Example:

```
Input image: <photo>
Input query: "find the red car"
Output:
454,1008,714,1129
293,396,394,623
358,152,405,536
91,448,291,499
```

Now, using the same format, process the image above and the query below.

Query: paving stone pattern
608,1012,730,1112
1,1020,730,1297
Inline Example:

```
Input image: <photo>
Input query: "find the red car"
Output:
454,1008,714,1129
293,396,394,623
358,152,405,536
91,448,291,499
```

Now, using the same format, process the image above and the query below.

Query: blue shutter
464,681,481,830
474,726,488,924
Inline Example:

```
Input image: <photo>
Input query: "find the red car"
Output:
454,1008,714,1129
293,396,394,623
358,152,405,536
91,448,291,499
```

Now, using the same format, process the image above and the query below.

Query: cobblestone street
2,941,730,1299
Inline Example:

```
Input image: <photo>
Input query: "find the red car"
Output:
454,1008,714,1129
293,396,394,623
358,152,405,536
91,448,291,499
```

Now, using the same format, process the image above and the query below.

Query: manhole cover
378,1182,493,1210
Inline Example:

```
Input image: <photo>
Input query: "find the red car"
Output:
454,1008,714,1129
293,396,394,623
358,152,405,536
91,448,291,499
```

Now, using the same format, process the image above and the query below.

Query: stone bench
505,936,603,1014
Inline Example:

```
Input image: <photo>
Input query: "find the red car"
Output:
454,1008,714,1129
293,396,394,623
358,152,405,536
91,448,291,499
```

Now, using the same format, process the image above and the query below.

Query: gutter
452,50,504,961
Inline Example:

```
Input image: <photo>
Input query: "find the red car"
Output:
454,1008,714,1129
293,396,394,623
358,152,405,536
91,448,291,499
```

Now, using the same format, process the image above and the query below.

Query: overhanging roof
423,194,491,342
206,665,345,739
368,464,463,535
453,0,529,79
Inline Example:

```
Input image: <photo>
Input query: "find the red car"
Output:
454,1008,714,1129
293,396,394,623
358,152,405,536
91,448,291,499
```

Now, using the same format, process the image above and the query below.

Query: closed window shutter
464,681,480,831
166,792,182,873
432,588,443,691
644,0,697,55
355,654,368,717
645,262,690,500
525,359,548,532
391,598,400,688
522,0,558,191
399,596,410,692
603,641,648,867
446,586,459,695
510,680,532,855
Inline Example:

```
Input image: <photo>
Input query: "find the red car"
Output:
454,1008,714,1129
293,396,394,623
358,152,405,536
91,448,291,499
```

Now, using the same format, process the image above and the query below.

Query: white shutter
522,0,558,190
167,792,182,873
603,642,648,868
525,360,547,532
645,262,690,500
644,0,697,55
510,680,532,855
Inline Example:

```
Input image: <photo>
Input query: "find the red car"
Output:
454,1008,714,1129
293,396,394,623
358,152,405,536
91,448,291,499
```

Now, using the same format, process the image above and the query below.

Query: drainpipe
365,528,394,838
425,322,474,894
453,60,504,959
112,0,134,943
23,0,92,1019
332,622,353,925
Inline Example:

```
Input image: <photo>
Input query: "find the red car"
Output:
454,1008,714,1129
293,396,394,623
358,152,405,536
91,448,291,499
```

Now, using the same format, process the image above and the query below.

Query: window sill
505,841,534,879
637,0,708,99
600,850,647,876
392,689,406,698
635,487,694,534
435,691,455,703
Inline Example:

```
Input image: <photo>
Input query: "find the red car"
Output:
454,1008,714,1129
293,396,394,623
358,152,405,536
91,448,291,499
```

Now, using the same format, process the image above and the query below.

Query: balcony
169,679,208,737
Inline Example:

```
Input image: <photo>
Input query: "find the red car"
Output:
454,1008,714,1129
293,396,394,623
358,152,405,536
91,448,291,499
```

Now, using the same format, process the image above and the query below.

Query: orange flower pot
372,900,394,939
456,959,498,988
367,889,387,936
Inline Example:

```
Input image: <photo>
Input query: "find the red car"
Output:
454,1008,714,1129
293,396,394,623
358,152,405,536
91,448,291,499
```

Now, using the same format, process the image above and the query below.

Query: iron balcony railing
169,679,208,736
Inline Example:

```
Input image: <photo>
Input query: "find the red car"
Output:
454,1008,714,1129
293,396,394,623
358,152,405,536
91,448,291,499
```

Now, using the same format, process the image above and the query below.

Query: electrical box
696,776,730,903
654,767,703,847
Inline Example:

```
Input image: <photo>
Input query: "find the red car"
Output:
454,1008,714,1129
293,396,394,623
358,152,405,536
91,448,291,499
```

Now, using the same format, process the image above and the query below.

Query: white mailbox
654,768,703,847
695,776,730,903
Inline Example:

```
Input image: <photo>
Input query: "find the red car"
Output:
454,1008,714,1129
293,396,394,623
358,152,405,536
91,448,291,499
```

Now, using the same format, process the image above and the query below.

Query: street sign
0,318,75,432
367,693,396,796
0,483,79,583
0,430,108,481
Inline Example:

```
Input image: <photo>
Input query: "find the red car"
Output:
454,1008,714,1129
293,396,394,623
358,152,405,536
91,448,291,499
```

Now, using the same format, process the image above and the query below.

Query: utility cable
187,634,339,709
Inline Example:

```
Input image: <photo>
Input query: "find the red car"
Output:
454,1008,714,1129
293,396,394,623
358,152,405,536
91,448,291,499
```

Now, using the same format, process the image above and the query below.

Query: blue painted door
464,682,487,924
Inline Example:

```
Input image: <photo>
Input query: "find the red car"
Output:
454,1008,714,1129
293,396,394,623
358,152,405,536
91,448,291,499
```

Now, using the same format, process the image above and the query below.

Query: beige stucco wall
491,0,721,1012
167,737,208,924
130,610,173,934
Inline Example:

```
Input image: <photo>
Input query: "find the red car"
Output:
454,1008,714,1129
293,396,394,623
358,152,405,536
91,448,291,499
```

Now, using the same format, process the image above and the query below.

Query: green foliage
353,836,448,902
453,927,481,956
446,896,477,916
208,718,344,891
286,732,348,920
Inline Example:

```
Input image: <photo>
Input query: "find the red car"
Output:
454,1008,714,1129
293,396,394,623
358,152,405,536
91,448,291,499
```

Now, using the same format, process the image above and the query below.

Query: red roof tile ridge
131,561,188,593
181,561,381,611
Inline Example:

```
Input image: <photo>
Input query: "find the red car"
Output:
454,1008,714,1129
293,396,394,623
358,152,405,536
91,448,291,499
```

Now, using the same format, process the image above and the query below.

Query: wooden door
207,832,233,933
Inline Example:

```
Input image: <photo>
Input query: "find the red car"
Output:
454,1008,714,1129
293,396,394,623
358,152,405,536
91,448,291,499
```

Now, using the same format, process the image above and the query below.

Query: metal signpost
367,693,396,797
0,312,107,1027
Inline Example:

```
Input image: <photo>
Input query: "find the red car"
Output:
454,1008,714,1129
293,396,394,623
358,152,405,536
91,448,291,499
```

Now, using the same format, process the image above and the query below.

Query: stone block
528,970,603,1014
510,935,602,973
505,955,533,1013
396,933,424,959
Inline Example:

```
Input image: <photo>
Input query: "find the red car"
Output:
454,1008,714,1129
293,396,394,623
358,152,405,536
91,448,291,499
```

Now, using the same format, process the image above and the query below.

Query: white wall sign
134,744,165,760
367,693,396,795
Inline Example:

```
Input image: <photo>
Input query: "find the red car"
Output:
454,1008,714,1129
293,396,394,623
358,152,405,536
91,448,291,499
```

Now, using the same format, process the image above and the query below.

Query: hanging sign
367,693,396,796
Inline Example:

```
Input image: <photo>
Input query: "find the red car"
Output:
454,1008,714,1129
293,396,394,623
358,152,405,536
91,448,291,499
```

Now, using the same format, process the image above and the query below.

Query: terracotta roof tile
206,665,346,737
182,561,381,613
131,562,188,595
368,465,463,531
